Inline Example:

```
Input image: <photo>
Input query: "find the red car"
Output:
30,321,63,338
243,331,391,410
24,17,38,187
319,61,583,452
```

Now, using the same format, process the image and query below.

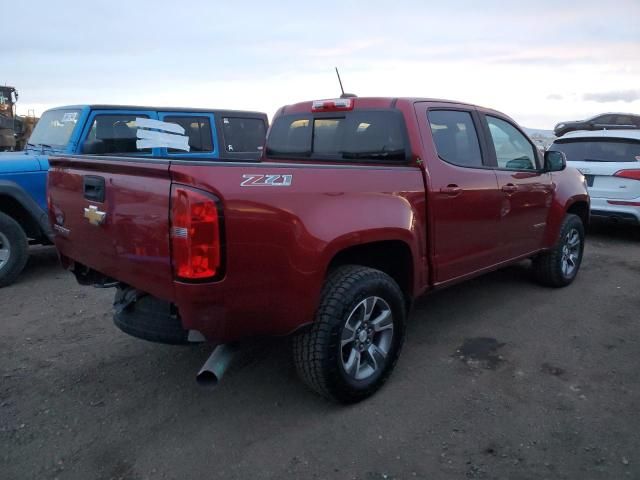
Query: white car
550,130,640,225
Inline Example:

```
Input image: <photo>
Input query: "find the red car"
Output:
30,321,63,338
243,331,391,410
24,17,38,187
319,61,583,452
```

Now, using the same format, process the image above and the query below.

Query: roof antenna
335,67,357,99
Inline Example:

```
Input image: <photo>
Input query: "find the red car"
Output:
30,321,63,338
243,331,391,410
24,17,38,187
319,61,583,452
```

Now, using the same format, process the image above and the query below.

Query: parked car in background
48,96,589,403
0,104,267,287
549,130,640,226
554,113,640,137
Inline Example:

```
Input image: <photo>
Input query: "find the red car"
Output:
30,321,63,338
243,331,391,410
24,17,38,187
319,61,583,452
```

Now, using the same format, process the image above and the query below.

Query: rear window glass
222,117,266,153
266,110,407,162
164,116,213,153
551,138,640,162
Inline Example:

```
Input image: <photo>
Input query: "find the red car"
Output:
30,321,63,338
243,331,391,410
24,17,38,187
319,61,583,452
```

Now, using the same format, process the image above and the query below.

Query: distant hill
524,128,554,137
524,127,556,149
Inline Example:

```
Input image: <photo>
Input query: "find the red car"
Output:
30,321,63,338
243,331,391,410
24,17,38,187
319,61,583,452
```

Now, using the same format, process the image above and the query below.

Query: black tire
113,289,191,345
0,212,29,288
533,214,585,288
293,265,406,403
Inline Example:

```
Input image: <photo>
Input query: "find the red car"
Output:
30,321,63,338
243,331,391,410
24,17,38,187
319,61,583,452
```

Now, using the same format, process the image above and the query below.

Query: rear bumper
113,288,194,345
63,257,318,344
590,197,640,225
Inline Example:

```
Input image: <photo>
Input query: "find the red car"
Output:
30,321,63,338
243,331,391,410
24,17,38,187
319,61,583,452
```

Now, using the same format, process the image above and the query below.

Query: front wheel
533,214,585,287
0,212,29,288
293,265,406,403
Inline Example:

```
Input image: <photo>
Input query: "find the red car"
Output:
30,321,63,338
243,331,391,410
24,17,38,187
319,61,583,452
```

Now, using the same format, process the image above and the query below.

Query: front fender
542,168,590,248
0,179,52,241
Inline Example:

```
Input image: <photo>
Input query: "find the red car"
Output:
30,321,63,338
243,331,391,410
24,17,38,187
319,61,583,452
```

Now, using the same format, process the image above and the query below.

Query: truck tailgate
48,156,174,301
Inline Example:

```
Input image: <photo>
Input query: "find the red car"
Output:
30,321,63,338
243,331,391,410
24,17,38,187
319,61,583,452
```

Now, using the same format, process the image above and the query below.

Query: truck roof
44,104,267,117
278,96,504,116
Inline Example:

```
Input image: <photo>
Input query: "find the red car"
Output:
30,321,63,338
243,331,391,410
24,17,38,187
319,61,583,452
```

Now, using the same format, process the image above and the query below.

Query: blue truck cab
0,105,268,287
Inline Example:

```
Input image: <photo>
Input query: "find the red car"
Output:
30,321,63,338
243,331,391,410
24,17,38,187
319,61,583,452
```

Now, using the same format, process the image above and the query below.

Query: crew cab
0,104,267,286
47,97,589,403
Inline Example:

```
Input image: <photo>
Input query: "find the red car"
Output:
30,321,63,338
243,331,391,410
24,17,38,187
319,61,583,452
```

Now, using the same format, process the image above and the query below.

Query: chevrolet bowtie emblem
84,205,107,226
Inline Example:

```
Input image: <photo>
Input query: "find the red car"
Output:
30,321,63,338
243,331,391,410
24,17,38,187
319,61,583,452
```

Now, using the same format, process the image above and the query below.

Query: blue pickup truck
0,104,268,287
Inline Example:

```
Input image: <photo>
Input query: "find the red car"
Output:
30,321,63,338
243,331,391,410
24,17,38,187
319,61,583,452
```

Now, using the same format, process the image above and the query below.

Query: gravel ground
1,223,639,480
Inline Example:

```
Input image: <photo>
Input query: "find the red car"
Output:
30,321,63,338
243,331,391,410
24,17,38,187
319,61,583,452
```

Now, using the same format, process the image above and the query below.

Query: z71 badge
241,174,292,187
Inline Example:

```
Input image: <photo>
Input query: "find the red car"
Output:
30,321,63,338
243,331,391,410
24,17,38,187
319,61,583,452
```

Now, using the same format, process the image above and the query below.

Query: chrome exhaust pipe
196,344,237,388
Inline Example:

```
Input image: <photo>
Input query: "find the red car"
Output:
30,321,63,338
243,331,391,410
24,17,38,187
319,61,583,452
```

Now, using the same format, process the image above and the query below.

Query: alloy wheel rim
0,232,10,271
561,228,581,277
340,296,394,381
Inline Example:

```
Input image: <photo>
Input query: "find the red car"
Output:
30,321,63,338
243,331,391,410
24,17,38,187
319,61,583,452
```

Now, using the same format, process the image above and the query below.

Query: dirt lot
1,224,639,480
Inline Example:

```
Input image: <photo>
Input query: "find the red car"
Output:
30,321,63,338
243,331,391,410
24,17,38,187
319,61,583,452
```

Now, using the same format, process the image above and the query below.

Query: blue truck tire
0,211,29,287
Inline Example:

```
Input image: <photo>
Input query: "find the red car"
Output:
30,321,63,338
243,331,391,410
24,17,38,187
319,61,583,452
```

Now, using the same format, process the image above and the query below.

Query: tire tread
293,265,405,403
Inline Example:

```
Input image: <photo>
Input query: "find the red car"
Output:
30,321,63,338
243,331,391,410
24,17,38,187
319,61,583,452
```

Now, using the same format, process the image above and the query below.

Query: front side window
594,114,615,125
222,117,266,153
486,116,537,170
266,110,407,162
28,109,81,148
85,114,149,154
164,116,213,153
428,110,483,168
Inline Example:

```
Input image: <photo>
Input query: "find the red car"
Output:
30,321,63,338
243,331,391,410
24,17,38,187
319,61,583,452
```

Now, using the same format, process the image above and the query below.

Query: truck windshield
551,138,640,162
266,110,407,162
28,109,81,149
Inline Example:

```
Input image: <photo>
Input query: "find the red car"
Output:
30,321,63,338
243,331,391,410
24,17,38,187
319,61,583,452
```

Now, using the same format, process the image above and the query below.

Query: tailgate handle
83,176,106,202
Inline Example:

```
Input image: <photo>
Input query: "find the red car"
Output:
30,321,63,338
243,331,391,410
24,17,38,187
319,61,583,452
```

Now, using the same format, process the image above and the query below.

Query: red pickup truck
48,97,589,403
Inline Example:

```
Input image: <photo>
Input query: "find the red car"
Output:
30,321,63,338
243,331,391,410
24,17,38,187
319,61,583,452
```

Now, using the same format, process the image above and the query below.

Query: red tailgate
48,156,175,301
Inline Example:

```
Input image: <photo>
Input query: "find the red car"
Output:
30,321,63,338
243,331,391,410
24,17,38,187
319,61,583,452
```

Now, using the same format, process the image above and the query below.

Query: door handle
84,175,106,202
501,183,518,194
440,185,462,196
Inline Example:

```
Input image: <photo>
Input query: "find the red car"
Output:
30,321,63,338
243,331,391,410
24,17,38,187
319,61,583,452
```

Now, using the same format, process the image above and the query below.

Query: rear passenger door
158,112,218,159
415,103,504,284
479,113,554,257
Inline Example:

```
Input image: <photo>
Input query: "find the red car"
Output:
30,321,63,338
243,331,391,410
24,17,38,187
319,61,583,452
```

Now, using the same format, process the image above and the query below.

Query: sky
4,0,640,129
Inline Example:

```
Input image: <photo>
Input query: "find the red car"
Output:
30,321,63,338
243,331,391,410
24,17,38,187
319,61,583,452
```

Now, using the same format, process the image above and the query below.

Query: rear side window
551,138,640,162
613,116,634,125
85,114,149,154
164,116,213,153
428,110,483,168
266,110,407,162
222,117,266,153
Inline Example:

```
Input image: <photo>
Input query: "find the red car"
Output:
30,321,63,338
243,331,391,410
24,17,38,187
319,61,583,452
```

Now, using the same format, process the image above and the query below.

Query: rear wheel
293,265,406,403
533,214,584,287
0,212,29,288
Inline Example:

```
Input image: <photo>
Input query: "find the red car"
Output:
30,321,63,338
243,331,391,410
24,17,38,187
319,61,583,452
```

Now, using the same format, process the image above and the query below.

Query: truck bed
48,154,427,342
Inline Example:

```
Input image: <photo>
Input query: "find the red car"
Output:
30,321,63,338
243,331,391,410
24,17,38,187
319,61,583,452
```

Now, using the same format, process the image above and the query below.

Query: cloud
583,90,640,103
547,94,563,100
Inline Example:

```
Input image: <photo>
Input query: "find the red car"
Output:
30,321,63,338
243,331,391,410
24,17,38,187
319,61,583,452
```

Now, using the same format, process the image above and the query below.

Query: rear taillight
614,169,640,181
170,185,222,281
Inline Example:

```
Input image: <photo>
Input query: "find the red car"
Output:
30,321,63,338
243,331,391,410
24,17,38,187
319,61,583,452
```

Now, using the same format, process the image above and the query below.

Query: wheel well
0,194,41,239
328,241,414,299
567,201,589,228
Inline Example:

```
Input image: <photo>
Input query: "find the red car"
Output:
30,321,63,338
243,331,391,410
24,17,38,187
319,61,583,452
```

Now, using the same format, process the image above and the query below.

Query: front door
480,114,554,258
415,103,503,284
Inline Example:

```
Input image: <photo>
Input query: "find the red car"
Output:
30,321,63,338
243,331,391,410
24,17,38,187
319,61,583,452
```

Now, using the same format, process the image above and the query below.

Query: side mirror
544,150,566,172
81,139,106,154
